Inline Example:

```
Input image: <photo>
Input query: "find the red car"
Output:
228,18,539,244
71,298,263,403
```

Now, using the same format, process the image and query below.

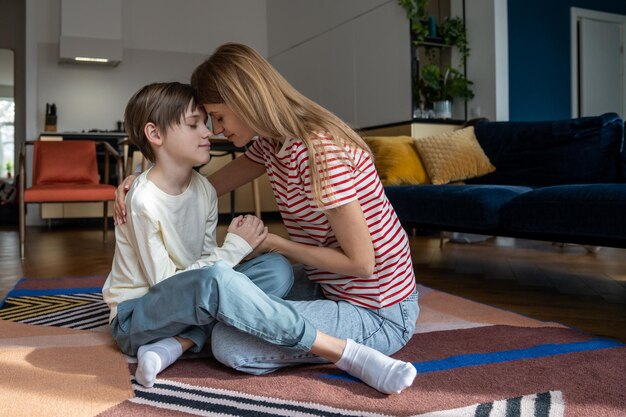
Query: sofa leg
582,245,601,254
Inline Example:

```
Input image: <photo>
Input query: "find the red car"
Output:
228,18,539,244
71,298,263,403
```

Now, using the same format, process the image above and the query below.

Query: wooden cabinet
359,120,461,138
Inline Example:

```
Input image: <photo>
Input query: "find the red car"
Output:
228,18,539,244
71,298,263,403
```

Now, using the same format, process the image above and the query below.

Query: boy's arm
185,217,253,270
183,183,253,270
128,212,181,286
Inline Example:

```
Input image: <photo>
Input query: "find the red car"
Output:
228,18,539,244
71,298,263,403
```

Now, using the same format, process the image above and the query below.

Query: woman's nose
212,124,223,134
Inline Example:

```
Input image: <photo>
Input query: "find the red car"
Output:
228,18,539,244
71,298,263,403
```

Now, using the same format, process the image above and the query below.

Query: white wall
267,0,411,128
24,0,268,224
26,0,268,136
463,0,509,121
26,0,507,135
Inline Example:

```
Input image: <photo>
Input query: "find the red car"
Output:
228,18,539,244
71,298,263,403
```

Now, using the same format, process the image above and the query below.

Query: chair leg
439,231,446,249
19,199,25,259
103,202,109,242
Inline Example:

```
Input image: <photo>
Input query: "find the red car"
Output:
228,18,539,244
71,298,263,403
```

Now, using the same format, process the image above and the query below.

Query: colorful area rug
1,277,625,417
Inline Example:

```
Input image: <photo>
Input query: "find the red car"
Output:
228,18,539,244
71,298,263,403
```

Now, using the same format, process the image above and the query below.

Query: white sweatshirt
102,169,251,322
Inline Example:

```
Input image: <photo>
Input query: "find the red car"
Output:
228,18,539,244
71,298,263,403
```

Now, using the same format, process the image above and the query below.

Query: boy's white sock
335,339,416,394
135,337,183,388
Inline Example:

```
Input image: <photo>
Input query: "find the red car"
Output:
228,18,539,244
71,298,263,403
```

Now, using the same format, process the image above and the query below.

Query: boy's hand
114,174,137,225
228,215,268,249
245,232,278,259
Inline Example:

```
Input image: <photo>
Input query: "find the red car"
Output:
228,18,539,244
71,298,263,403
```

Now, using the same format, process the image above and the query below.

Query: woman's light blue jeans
210,265,420,375
110,253,304,356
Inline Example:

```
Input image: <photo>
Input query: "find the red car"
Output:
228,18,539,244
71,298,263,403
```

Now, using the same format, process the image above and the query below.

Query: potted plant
5,161,12,179
419,63,474,118
398,0,430,46
439,16,470,66
398,0,474,119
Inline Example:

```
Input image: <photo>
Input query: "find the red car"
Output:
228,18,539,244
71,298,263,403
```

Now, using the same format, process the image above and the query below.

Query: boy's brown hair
124,82,199,163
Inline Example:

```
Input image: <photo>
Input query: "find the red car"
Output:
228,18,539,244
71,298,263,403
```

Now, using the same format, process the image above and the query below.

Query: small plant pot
434,100,452,119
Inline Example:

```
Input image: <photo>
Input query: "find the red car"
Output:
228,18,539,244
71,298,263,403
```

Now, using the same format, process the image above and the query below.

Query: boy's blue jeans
210,266,419,375
110,253,310,356
111,256,419,376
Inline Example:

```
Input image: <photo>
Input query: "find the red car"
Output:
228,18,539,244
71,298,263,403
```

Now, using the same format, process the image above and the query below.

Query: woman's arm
263,200,375,278
209,155,266,197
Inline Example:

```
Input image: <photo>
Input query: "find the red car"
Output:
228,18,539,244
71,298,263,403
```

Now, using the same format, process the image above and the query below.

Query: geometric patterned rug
1,277,625,417
128,377,565,417
0,276,108,330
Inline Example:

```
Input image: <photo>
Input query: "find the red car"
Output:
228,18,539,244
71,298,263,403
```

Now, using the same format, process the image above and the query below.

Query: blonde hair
191,43,371,206
124,82,198,163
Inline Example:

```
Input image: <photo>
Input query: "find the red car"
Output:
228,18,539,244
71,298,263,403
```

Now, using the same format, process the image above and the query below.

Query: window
0,97,14,178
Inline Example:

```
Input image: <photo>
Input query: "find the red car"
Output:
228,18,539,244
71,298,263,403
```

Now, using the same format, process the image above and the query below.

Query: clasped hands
228,214,275,259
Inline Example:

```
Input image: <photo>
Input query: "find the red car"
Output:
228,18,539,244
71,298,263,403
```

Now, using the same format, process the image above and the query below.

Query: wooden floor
1,221,625,342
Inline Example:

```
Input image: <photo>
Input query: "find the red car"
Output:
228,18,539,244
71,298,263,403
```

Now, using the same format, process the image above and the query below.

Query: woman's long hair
191,43,371,206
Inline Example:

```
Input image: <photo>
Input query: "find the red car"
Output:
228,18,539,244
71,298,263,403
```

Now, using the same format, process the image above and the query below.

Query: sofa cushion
502,184,626,240
413,127,496,185
467,113,624,186
363,136,429,185
385,184,532,230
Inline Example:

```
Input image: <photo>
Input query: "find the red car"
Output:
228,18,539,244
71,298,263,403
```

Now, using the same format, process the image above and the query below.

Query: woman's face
203,103,257,147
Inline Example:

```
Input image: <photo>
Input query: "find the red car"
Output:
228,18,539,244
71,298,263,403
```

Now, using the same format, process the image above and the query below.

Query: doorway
571,8,626,119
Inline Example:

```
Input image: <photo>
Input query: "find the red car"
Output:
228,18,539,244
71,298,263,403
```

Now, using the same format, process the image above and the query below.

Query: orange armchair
18,140,123,258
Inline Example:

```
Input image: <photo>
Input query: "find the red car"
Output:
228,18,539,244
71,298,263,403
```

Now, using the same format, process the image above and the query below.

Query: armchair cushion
34,141,99,185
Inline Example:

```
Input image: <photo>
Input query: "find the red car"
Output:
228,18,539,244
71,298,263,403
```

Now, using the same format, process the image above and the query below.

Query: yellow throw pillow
412,126,495,185
363,136,429,185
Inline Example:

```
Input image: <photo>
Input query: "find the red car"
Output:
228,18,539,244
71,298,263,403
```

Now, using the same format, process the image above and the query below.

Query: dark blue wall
508,0,626,121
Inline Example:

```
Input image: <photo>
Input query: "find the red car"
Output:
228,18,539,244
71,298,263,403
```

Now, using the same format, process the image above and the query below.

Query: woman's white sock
335,339,416,394
135,337,183,388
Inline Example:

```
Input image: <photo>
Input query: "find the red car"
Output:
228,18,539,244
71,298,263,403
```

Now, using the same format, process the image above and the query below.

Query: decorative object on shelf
428,16,437,37
434,100,452,119
418,63,474,118
44,103,57,132
5,161,12,179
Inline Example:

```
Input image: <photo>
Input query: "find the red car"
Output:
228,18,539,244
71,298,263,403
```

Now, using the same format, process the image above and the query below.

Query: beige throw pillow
413,126,495,185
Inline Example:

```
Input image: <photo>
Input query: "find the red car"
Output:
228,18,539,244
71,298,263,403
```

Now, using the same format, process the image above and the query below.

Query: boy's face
162,103,213,167
203,103,256,148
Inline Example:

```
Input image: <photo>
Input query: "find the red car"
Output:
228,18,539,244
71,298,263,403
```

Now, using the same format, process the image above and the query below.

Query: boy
102,82,294,388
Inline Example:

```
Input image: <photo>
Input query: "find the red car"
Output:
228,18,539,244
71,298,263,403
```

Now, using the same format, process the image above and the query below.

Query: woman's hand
114,175,137,225
227,215,268,250
245,232,278,259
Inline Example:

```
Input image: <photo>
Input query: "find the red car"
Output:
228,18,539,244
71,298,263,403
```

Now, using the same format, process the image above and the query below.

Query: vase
434,100,452,119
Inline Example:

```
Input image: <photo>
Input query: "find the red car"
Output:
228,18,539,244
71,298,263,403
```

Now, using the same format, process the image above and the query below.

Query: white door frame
570,7,626,118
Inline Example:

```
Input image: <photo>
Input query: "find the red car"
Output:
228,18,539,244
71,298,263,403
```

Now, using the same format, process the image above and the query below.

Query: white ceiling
0,49,14,87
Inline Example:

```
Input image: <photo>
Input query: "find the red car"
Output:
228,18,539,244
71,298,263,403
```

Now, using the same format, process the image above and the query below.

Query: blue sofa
385,113,626,248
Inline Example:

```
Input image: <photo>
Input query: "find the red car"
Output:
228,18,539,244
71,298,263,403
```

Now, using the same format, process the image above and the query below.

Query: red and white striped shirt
245,136,416,309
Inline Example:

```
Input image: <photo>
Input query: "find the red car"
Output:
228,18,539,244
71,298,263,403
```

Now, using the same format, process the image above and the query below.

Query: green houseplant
398,0,430,46
398,0,474,118
439,16,470,66
419,64,474,118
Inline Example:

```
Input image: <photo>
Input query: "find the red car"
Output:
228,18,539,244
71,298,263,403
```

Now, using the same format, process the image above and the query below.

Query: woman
115,43,419,394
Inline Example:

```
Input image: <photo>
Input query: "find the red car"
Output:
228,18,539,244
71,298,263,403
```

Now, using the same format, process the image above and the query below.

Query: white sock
135,337,183,388
335,339,417,394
